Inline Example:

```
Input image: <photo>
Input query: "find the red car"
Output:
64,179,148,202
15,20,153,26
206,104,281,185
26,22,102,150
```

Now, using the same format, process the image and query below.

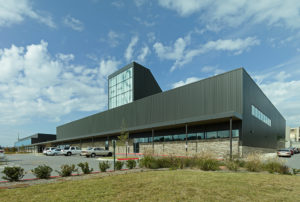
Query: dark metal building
47,62,286,155
15,133,56,152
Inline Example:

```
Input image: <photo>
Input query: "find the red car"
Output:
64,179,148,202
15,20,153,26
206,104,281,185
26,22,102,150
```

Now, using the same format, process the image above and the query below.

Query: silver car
277,149,291,157
81,147,112,158
43,147,57,155
46,148,62,156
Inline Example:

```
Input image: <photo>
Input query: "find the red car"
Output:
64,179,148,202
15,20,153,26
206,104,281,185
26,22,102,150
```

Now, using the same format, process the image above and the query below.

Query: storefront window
206,131,217,139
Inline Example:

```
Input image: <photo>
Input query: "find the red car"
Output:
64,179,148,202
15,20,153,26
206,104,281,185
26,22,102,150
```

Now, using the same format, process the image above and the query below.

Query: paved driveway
0,154,116,180
283,153,300,169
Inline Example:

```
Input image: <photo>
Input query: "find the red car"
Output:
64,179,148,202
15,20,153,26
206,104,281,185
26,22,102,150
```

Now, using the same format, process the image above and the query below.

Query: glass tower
108,67,133,109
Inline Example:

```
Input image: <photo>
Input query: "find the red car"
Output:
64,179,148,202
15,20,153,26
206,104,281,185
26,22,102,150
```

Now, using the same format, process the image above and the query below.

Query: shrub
2,166,24,181
234,159,246,167
198,158,220,171
99,161,110,172
139,155,156,168
279,165,291,175
245,160,262,172
126,160,137,169
225,160,239,171
56,164,77,177
245,153,263,172
31,165,52,179
263,160,283,173
292,168,300,175
78,162,93,174
115,161,124,170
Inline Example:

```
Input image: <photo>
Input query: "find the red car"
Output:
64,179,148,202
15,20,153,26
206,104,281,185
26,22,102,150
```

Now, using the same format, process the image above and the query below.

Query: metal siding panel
57,69,243,139
241,69,286,149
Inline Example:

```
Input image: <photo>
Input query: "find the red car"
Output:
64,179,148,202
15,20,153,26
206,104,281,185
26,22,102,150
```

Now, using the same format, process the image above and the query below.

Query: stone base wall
140,139,239,158
240,146,276,156
54,138,240,157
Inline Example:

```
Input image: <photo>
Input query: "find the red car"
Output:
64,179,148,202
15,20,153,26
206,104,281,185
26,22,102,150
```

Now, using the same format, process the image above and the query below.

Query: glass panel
164,135,173,142
218,130,230,138
206,131,217,139
117,73,123,83
154,136,164,142
173,134,186,141
109,85,116,97
111,77,116,86
187,133,197,140
232,129,239,137
197,132,204,139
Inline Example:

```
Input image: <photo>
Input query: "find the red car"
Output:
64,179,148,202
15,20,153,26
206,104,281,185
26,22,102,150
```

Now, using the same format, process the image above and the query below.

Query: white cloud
98,58,120,78
147,32,156,43
0,0,55,28
107,30,122,47
172,77,201,88
274,71,291,82
125,36,139,62
0,41,118,124
137,45,150,63
201,66,224,75
134,0,147,7
153,35,190,61
111,1,124,8
154,35,259,72
158,0,209,17
134,17,155,27
63,15,84,31
158,0,300,29
259,79,300,127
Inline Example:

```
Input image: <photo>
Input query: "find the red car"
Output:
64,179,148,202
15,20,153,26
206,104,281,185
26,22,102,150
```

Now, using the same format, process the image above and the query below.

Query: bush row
139,154,220,171
1,159,137,182
139,153,293,175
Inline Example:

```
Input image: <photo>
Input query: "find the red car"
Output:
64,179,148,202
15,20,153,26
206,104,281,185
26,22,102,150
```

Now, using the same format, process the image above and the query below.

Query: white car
62,146,81,156
43,147,57,155
0,148,5,160
46,148,63,156
81,147,113,158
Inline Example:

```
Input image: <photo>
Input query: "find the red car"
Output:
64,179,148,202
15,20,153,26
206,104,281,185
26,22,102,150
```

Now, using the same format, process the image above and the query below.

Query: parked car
288,147,295,155
81,147,112,158
292,147,299,154
46,148,63,156
62,146,81,156
43,147,57,155
0,148,5,160
277,149,292,157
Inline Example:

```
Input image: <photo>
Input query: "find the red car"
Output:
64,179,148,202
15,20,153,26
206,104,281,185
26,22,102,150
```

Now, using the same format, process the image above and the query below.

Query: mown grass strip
0,170,299,201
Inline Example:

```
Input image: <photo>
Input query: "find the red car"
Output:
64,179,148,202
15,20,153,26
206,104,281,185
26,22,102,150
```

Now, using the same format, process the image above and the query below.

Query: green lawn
1,170,299,201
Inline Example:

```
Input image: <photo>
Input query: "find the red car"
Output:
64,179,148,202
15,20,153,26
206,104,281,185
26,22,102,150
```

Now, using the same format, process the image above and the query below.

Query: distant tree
117,120,129,157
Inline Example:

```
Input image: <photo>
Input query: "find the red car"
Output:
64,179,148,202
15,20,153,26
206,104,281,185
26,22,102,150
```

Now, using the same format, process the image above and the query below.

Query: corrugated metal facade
57,68,243,140
242,70,286,149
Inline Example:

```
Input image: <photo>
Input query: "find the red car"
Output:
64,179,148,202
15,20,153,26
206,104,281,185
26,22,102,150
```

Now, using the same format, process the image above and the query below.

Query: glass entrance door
133,142,139,153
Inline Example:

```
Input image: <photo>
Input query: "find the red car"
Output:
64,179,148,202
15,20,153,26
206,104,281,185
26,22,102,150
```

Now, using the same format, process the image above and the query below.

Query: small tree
117,120,129,157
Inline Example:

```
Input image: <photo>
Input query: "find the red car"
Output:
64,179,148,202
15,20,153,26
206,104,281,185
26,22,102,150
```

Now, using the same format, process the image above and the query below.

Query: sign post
112,140,116,171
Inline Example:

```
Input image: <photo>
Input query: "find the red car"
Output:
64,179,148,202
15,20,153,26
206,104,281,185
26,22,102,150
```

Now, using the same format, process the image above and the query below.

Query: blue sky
1,0,300,146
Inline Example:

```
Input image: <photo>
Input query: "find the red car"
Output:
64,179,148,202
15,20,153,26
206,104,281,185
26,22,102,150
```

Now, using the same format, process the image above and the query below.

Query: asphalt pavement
0,154,116,180
283,153,300,169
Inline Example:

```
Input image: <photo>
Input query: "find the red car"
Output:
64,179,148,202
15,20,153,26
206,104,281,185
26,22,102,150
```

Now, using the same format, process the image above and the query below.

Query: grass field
1,170,299,201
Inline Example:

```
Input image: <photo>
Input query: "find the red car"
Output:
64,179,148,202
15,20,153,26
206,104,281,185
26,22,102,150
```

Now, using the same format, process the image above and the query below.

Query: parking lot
0,154,121,180
283,153,300,169
1,152,300,180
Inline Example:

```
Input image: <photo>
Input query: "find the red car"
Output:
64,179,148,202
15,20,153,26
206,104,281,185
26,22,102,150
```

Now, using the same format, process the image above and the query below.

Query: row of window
109,68,133,87
109,90,133,109
134,130,239,143
251,105,271,126
109,78,132,97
